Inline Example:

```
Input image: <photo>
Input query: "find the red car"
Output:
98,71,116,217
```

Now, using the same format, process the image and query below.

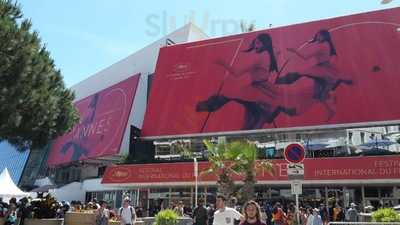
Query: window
381,187,394,198
365,187,379,197
278,133,288,141
98,166,107,177
70,168,80,181
61,170,69,183
360,132,365,144
348,132,353,145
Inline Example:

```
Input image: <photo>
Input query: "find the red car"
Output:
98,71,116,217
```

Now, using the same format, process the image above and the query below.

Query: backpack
120,206,136,221
5,212,17,225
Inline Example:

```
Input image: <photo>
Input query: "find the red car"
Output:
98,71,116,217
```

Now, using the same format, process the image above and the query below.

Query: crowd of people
0,195,140,225
185,197,363,225
260,202,360,225
190,196,361,225
0,197,31,225
0,194,362,225
91,197,138,225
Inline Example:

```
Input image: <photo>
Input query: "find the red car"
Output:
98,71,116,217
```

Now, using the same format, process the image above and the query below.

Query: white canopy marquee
0,168,29,198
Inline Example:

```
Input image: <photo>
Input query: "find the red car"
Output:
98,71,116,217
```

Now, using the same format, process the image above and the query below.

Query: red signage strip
143,7,400,138
47,74,141,166
102,162,217,184
102,155,400,184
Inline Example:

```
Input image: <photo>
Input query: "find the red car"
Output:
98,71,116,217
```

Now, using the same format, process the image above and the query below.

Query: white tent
0,168,29,198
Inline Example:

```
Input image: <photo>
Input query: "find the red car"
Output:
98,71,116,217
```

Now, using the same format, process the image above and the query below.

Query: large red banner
142,7,400,138
102,155,400,184
47,75,140,166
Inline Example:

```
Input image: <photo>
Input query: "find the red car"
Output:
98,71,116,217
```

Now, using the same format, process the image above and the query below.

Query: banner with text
102,155,400,184
47,74,140,166
142,7,400,137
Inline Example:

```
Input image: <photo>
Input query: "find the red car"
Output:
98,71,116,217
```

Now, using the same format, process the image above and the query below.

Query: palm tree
202,140,239,200
203,139,274,203
226,140,274,203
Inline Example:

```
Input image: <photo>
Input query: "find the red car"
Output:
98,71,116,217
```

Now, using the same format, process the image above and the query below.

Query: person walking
333,203,344,222
4,203,17,225
213,195,244,225
345,203,358,222
242,200,266,225
318,204,329,225
272,202,287,225
207,204,216,225
118,198,137,225
95,200,110,225
174,201,185,217
193,199,208,225
306,208,323,225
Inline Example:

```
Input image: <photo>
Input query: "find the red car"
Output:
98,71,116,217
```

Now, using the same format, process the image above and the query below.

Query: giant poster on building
142,7,400,138
47,74,140,166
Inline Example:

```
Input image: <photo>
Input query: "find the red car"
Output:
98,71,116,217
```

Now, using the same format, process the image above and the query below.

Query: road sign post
284,143,305,164
284,143,305,225
287,163,305,180
291,180,302,224
194,158,198,207
291,180,302,195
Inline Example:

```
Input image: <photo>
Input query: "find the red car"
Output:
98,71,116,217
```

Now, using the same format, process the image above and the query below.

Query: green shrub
372,208,400,222
154,209,179,225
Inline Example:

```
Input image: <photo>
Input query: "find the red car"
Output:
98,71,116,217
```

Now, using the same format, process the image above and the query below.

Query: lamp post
194,157,198,208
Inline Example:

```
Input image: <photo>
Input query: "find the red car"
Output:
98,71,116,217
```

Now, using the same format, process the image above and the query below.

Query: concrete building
23,23,208,205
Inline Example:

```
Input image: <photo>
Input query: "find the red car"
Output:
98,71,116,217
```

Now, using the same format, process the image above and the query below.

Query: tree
203,139,274,203
0,0,79,150
225,140,274,203
202,140,238,200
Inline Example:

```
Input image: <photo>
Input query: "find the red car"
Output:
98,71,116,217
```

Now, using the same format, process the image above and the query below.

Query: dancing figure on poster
196,33,297,130
276,29,353,120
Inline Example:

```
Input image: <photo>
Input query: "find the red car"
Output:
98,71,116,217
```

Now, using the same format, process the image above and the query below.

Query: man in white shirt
118,198,137,225
213,195,244,225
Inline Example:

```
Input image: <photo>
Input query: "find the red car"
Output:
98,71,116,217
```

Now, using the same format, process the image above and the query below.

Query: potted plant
372,208,400,222
154,209,178,225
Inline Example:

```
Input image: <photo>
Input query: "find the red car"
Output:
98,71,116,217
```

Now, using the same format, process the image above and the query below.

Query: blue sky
18,0,399,87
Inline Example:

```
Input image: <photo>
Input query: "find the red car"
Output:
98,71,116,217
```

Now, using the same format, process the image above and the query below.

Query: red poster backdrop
143,8,400,138
102,156,400,184
47,74,140,166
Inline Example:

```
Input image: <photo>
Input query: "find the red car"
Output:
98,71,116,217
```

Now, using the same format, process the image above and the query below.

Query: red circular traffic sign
284,143,305,163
